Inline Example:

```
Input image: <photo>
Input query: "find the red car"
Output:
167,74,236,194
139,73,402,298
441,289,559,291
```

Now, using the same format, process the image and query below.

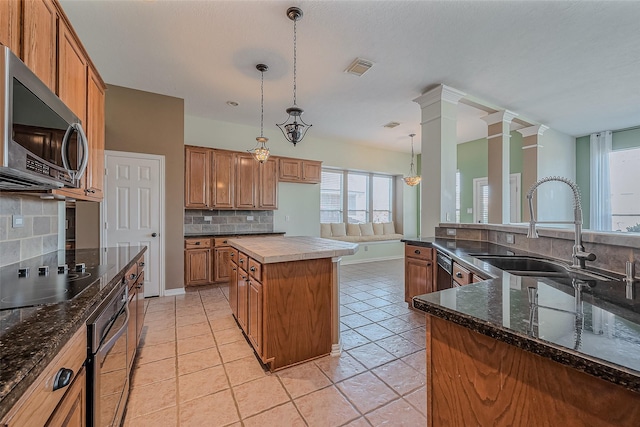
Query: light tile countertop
227,236,358,264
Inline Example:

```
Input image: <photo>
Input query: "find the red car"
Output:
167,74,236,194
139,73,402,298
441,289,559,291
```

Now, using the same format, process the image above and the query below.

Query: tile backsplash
0,194,62,267
184,209,273,234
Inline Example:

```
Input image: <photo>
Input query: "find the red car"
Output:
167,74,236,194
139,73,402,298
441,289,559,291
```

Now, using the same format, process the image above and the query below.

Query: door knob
151,233,158,237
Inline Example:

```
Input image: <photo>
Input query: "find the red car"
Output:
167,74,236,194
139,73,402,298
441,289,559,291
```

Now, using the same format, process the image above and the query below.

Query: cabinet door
258,157,278,209
302,161,322,183
126,291,136,370
58,21,87,123
212,150,235,208
214,247,231,282
278,158,302,181
248,278,263,355
405,258,433,303
235,153,257,209
229,262,238,318
237,268,249,332
0,0,21,53
45,368,86,427
22,0,57,91
185,248,212,286
185,146,211,208
84,68,105,200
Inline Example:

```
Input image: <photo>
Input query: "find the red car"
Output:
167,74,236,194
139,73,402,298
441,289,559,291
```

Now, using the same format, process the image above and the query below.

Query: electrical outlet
247,215,254,221
285,215,291,222
12,215,24,228
204,216,212,222
506,233,515,244
364,245,369,252
446,228,456,236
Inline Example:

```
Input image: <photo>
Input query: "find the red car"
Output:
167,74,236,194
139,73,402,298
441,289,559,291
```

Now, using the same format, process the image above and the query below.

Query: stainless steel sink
476,255,616,281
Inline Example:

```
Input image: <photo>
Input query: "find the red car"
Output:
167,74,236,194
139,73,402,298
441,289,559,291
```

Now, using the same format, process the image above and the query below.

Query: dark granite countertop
0,246,147,419
184,231,286,238
404,238,640,393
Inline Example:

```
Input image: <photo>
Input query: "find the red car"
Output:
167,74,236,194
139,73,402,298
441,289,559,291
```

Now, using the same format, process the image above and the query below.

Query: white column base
331,340,342,357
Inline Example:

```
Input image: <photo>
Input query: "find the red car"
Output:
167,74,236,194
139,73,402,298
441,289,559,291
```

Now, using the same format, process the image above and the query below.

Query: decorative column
330,256,342,356
413,84,466,236
517,124,548,222
481,110,518,224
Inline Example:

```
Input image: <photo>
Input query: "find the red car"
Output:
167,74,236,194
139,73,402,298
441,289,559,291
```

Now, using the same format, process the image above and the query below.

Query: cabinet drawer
248,258,262,282
405,245,433,261
238,252,249,270
453,262,472,286
124,264,137,291
185,238,212,249
214,237,232,247
1,327,87,427
229,248,239,264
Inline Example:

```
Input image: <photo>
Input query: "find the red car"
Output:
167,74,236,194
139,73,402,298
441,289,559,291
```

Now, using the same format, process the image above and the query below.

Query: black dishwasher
436,251,453,290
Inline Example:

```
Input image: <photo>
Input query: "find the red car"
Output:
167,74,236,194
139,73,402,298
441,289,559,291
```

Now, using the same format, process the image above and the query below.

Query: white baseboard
163,287,186,297
341,255,404,266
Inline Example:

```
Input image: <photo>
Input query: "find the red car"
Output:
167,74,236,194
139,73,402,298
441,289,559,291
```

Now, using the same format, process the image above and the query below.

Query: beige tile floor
123,259,427,427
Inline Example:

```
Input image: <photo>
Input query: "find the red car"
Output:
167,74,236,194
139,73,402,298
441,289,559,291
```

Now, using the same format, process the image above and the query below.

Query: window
610,147,640,232
320,170,343,223
320,169,395,224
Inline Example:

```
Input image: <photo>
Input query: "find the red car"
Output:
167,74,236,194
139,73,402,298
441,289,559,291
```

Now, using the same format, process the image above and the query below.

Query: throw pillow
331,222,347,237
373,223,384,235
382,222,396,235
360,223,374,236
347,223,361,236
320,223,332,238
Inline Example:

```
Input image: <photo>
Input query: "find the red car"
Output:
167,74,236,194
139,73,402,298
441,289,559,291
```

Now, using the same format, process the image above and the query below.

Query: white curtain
590,131,612,231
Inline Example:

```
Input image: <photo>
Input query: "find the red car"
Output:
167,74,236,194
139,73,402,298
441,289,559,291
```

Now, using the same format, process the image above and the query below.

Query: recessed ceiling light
383,121,400,129
345,58,374,76
226,101,239,107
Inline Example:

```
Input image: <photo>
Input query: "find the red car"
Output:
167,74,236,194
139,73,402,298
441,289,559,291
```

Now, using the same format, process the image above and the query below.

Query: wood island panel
426,316,640,427
263,258,332,370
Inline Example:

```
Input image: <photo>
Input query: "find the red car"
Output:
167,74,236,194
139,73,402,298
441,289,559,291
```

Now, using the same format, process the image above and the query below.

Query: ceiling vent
344,58,373,76
383,121,400,129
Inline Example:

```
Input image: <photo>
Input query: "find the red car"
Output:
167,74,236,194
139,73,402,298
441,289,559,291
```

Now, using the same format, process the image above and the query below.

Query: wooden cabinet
0,0,21,53
452,262,472,287
248,278,263,354
277,157,322,184
236,265,249,331
229,256,238,318
185,146,212,208
83,68,105,200
57,20,87,123
1,327,87,427
184,238,213,286
404,244,435,304
212,150,234,208
22,0,58,91
259,157,278,209
235,153,258,209
213,239,232,283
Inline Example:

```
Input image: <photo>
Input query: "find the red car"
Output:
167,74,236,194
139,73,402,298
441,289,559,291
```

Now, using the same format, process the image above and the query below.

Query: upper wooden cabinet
235,153,258,209
212,150,235,209
185,146,212,208
259,157,278,209
84,68,105,200
278,157,322,184
0,0,21,53
22,0,58,91
57,19,87,123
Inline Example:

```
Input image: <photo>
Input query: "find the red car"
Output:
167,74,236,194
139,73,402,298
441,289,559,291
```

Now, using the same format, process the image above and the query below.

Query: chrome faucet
526,176,596,269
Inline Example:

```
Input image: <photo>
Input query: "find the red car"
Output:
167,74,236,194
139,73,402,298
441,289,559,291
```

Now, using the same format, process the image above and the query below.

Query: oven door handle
96,303,130,360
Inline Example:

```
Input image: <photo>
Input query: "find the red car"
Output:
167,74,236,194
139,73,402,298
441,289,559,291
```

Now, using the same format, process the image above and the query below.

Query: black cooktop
0,250,112,311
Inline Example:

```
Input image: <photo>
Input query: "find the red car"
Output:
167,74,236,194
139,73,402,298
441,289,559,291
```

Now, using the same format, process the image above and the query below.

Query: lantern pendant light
248,64,270,163
277,6,312,146
403,134,421,186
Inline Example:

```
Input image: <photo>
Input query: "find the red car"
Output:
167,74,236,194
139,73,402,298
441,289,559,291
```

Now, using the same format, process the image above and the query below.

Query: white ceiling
59,0,640,153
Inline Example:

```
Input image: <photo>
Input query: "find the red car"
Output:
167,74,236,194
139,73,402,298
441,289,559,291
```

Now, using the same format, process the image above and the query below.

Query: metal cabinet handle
223,240,228,244
130,273,136,280
250,266,256,272
195,241,200,245
455,272,463,278
53,368,74,391
230,253,235,257
414,249,420,254
239,259,244,264
139,262,145,267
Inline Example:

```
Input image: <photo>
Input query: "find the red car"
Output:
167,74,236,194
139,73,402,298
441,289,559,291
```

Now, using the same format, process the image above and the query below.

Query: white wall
185,115,418,237
537,128,577,222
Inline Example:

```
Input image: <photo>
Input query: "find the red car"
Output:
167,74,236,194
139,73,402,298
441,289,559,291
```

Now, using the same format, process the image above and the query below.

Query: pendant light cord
260,68,264,137
292,16,297,106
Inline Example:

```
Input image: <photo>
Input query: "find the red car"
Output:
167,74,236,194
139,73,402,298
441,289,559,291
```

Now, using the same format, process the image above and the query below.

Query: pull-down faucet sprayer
526,176,596,269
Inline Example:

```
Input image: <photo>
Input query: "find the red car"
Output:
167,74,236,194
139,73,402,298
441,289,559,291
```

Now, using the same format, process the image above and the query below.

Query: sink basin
476,255,615,281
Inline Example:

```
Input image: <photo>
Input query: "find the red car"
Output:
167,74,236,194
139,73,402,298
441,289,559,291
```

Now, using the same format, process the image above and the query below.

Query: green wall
457,131,523,223
575,127,640,229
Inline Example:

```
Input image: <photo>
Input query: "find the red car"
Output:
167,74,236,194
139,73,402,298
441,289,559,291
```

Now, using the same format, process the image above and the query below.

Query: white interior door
104,150,164,297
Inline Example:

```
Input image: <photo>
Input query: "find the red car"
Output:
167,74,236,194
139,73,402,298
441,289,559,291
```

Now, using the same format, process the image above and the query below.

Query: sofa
320,222,404,242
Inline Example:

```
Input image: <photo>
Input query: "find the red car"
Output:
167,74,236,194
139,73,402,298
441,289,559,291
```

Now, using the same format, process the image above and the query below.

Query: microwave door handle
75,123,89,180
60,123,89,181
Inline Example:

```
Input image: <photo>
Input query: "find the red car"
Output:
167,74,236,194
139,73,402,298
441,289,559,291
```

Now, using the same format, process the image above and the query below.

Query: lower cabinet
213,240,232,283
184,246,213,286
236,266,249,331
404,244,435,304
229,257,238,318
127,259,146,370
247,278,263,355
45,368,85,427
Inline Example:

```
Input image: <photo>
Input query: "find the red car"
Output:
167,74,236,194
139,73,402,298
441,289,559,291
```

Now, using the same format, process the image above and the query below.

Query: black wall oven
436,250,453,291
86,283,129,427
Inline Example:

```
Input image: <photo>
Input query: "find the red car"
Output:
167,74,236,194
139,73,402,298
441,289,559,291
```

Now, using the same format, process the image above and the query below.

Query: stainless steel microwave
0,45,88,190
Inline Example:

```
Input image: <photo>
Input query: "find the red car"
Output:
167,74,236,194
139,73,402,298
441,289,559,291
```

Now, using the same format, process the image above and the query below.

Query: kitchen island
407,238,640,426
226,236,357,370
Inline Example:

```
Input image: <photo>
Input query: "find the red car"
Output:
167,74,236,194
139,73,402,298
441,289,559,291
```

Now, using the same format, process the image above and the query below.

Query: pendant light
403,134,421,186
277,6,312,146
248,64,270,163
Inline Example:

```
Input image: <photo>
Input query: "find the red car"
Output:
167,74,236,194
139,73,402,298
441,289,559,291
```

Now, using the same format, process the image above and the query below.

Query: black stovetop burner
0,250,112,311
